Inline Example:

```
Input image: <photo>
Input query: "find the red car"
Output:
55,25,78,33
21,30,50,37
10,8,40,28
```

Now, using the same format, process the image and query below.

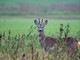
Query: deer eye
38,26,39,28
37,25,40,28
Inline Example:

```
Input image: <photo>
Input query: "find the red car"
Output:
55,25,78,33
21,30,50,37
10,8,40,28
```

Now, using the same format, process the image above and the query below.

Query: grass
0,17,80,37
0,16,80,60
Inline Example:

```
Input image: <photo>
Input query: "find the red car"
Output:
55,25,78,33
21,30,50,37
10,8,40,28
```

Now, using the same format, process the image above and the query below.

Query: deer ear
45,20,48,25
34,20,37,25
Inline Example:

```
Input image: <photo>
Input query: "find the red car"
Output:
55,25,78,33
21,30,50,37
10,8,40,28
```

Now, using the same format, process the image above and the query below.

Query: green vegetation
0,18,80,60
0,17,80,37
0,0,80,6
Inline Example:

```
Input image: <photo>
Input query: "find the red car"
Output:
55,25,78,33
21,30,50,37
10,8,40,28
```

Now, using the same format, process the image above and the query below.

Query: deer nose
39,30,42,32
38,28,42,30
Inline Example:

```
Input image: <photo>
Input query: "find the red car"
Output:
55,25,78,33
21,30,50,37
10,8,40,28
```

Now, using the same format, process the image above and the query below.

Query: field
0,16,80,60
0,17,80,36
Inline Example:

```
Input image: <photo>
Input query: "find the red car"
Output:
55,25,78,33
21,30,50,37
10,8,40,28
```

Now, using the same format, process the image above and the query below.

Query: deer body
39,31,57,51
34,19,80,55
34,19,57,52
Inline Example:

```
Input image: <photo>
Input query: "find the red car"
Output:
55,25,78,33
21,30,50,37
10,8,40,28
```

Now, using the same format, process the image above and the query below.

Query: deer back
64,37,78,55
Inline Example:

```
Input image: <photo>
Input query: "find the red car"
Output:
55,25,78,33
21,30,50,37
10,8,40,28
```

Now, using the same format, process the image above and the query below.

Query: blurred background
0,0,80,19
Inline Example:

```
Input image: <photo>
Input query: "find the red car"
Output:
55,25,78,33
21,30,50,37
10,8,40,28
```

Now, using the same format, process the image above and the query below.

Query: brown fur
64,37,78,56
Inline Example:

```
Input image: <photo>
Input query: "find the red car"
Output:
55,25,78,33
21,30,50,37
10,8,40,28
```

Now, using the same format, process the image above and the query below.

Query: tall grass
0,24,80,60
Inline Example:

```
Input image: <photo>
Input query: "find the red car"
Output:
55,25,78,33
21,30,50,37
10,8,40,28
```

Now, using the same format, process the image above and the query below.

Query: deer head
34,18,48,32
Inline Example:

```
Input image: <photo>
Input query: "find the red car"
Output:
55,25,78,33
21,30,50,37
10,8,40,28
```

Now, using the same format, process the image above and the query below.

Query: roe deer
34,19,57,52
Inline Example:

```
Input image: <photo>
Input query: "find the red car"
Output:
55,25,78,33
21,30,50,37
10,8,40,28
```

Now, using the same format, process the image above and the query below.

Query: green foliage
0,26,40,60
0,18,80,60
0,24,80,60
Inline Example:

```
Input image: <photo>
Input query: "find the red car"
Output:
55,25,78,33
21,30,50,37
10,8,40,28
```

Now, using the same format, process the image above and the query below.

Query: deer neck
38,31,45,42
